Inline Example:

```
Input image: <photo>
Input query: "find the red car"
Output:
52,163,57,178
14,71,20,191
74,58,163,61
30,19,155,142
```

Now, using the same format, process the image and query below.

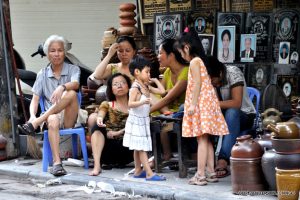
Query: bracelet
61,84,67,91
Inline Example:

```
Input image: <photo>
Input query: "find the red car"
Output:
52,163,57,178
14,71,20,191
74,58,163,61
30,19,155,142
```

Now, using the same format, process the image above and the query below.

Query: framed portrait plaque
188,10,216,35
247,63,273,92
198,34,215,56
140,0,167,21
153,13,183,54
276,75,298,99
278,41,290,64
240,34,257,62
217,26,236,63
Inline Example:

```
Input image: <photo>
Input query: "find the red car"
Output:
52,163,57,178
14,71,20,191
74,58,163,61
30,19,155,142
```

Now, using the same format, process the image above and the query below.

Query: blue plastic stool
40,92,89,172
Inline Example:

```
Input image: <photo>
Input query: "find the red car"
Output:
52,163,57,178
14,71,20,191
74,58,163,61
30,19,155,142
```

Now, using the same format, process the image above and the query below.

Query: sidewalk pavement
0,157,277,200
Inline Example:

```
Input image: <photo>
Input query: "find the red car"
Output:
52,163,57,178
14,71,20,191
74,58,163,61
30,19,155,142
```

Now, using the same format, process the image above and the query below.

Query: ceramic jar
261,149,277,191
276,168,300,200
261,108,282,129
274,153,300,170
267,122,300,139
95,85,107,105
230,135,266,194
255,133,273,150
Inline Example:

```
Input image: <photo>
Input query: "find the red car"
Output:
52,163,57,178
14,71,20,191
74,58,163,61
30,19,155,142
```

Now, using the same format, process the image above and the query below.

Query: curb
0,164,224,200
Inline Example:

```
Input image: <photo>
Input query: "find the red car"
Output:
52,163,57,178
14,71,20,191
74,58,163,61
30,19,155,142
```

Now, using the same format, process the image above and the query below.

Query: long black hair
205,56,227,85
116,35,137,50
160,39,188,65
176,29,208,67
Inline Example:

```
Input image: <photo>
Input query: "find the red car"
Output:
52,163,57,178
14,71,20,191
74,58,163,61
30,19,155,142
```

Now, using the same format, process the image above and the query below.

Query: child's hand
150,78,159,84
187,105,195,116
143,98,151,104
97,117,106,127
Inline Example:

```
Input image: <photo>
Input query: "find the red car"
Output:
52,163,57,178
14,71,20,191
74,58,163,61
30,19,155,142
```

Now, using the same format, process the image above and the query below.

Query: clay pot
118,26,137,36
271,136,300,154
119,11,136,19
95,85,107,104
231,135,264,158
261,149,277,191
254,133,273,150
0,134,7,150
119,3,136,12
120,19,137,26
274,152,300,170
261,108,282,129
230,135,266,194
267,122,300,139
276,168,300,200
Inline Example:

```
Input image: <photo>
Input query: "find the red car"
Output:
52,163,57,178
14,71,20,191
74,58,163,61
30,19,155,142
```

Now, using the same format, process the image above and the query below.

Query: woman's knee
88,113,98,128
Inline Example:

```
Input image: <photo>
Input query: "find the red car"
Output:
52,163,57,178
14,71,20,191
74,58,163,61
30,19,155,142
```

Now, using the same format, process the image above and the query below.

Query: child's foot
133,170,146,178
146,174,166,181
89,168,102,176
188,173,207,186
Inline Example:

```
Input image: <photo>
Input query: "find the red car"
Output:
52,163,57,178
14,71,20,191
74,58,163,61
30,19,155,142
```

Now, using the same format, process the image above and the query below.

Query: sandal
18,123,36,136
215,167,230,178
205,171,219,183
188,173,207,186
50,163,67,176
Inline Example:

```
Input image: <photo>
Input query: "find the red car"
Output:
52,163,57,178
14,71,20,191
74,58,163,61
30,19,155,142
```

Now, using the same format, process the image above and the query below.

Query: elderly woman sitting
88,73,133,176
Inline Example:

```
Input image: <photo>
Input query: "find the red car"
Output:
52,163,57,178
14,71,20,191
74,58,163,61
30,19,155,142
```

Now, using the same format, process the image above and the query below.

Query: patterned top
110,63,134,81
219,65,256,114
163,66,189,112
182,57,229,137
99,101,128,131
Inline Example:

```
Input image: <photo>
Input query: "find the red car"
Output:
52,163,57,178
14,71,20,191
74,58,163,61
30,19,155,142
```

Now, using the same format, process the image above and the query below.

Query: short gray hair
43,35,67,56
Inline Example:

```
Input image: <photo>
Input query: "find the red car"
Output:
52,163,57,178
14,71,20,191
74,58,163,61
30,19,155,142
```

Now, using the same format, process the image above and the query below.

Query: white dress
123,88,152,151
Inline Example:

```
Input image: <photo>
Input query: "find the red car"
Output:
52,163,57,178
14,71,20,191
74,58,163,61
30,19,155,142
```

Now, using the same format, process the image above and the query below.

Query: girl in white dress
123,55,166,181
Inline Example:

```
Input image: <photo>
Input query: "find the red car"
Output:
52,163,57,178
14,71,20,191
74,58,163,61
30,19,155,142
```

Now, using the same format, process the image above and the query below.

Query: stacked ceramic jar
118,3,137,36
230,135,265,194
267,122,300,200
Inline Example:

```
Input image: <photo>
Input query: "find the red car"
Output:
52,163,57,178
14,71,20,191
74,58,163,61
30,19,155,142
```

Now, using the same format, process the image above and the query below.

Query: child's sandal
188,173,207,186
205,171,219,183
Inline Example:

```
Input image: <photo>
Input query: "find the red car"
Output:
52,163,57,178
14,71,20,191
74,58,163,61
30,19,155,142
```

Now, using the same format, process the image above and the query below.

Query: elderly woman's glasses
112,81,127,87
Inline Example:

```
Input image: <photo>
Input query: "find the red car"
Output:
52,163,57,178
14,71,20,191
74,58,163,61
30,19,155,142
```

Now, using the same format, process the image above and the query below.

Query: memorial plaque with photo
141,0,167,20
188,10,216,35
246,12,273,62
247,63,273,91
217,12,245,62
276,75,298,99
169,0,192,12
230,0,251,12
153,13,182,54
253,0,273,12
195,0,221,10
272,9,300,62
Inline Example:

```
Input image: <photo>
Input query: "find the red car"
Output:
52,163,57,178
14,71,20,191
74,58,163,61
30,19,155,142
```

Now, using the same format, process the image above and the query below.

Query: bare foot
88,168,102,176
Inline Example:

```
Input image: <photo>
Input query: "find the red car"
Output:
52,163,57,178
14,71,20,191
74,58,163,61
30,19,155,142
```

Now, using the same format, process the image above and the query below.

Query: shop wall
9,0,135,73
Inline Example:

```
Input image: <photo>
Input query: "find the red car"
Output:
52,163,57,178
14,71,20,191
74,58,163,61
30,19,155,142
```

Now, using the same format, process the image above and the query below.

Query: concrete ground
0,157,277,200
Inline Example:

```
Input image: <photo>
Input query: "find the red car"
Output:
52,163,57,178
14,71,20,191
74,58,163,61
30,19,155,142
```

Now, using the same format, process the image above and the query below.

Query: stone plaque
217,12,245,62
253,0,273,12
247,63,273,92
231,0,251,12
169,0,192,12
195,0,221,10
188,10,216,35
272,9,300,63
246,12,273,62
276,0,300,9
142,0,167,20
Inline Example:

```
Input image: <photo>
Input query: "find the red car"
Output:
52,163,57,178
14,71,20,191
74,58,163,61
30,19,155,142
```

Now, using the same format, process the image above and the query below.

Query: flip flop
50,163,67,176
215,167,230,178
146,174,166,181
133,170,146,178
18,123,35,136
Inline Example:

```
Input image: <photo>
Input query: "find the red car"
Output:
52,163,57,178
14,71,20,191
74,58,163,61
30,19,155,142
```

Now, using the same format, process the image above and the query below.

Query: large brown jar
230,135,266,194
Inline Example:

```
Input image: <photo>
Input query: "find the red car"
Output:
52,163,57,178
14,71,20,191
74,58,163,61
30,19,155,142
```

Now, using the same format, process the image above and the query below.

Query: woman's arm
150,78,187,113
149,78,166,95
91,43,119,80
219,85,243,109
96,103,109,127
128,88,150,108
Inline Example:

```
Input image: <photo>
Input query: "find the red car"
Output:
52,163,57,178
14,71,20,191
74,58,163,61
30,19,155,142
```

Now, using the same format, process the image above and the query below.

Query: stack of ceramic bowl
267,122,300,200
118,3,137,36
137,47,160,79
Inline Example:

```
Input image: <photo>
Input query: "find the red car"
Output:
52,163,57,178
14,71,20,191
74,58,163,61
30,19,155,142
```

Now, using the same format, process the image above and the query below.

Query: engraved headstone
272,9,300,63
246,12,273,62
